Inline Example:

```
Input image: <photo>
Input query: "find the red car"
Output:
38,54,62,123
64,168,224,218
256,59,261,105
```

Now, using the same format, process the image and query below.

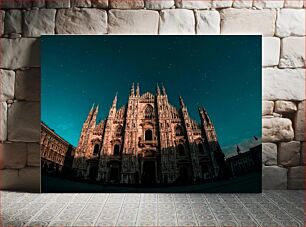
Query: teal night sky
41,35,261,149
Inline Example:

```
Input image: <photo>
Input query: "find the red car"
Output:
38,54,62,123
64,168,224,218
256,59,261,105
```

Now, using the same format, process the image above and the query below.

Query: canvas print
41,35,262,193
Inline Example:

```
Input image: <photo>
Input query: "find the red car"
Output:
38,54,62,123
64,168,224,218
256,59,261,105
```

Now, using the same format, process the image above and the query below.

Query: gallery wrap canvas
41,35,262,193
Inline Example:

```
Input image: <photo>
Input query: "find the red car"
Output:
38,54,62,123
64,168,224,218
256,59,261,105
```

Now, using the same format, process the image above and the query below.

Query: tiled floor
1,190,304,226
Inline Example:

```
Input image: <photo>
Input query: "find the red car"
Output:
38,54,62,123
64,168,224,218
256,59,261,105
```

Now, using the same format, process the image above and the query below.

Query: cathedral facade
73,84,222,185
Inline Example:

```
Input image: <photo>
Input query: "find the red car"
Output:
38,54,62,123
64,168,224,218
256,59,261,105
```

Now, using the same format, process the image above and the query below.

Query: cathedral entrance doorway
89,166,98,181
110,167,120,183
142,161,156,185
108,161,121,183
178,166,190,184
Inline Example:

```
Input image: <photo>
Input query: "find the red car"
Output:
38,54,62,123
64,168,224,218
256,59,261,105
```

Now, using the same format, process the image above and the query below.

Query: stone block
0,69,15,102
46,0,70,8
294,101,305,141
253,0,284,8
276,9,305,37
262,166,287,189
212,0,233,8
275,101,297,113
284,0,304,8
263,68,305,101
4,9,22,35
195,10,220,34
0,143,27,169
262,143,277,166
0,0,32,9
71,0,92,7
262,101,274,115
220,9,276,36
15,68,40,101
0,167,40,192
56,8,107,34
8,102,40,142
159,9,195,34
288,166,304,189
278,141,301,167
175,0,212,9
27,143,40,167
280,37,305,68
32,0,46,8
0,10,4,35
91,0,108,8
109,0,144,8
232,0,253,8
262,117,294,142
0,102,7,142
0,38,40,69
23,9,56,37
262,37,280,66
109,10,159,34
145,0,175,9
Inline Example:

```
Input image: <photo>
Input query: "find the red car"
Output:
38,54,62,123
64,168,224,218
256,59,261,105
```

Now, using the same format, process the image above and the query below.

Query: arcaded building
41,122,75,175
73,84,222,184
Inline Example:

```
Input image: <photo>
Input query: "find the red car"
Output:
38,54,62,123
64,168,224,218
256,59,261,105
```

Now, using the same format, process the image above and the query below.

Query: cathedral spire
136,83,140,96
94,105,99,114
85,103,95,123
108,93,117,117
91,105,99,126
198,106,205,124
162,83,167,96
198,106,212,125
130,82,135,96
156,83,161,96
90,103,95,112
112,92,118,108
179,96,185,108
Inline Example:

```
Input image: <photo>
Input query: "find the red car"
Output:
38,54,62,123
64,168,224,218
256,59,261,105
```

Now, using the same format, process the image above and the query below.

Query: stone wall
0,0,304,192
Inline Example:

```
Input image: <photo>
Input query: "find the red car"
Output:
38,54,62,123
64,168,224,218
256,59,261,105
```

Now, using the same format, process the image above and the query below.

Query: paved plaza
1,190,304,226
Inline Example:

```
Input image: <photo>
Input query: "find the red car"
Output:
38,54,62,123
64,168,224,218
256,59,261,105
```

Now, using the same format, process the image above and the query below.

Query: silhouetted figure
237,145,241,155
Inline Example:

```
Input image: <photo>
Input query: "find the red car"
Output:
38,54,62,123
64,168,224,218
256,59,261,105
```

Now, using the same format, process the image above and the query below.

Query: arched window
115,125,122,137
114,144,120,156
178,144,185,156
93,144,99,155
145,129,153,141
175,125,183,136
144,105,154,119
198,143,204,154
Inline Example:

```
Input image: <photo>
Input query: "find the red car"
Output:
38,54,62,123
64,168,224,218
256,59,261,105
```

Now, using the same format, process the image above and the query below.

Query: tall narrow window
144,105,154,119
145,129,153,141
175,125,183,136
115,125,122,137
198,143,204,154
178,144,185,156
114,144,120,156
93,144,99,155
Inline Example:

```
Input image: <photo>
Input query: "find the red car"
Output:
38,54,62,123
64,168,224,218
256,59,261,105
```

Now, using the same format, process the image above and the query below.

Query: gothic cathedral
73,84,222,185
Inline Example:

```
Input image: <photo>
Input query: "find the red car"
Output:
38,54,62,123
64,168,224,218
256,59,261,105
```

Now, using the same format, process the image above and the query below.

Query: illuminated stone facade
73,84,222,184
